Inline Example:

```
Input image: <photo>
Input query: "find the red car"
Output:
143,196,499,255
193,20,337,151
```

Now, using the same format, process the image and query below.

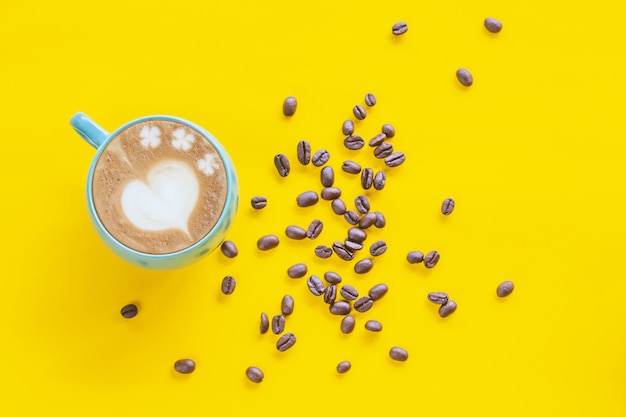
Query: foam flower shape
172,128,196,151
139,125,161,148
198,153,219,175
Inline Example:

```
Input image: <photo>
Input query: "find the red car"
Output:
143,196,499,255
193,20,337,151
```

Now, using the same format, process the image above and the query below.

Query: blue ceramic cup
70,112,238,269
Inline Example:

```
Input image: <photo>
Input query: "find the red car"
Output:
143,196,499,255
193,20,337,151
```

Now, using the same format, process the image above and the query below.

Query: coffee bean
314,245,333,259
354,195,371,214
344,239,363,252
368,283,388,301
219,240,238,258
340,315,356,333
274,153,290,177
347,227,367,243
272,314,286,334
336,361,352,373
321,187,342,201
342,160,362,174
306,219,323,239
312,149,330,167
323,271,342,284
332,242,355,261
361,168,373,189
260,312,269,334
427,292,449,305
364,93,377,107
496,281,515,297
221,276,236,295
381,123,396,138
406,250,424,264
281,295,295,316
374,142,394,159
369,240,387,257
441,198,455,215
365,320,383,332
250,196,267,209
320,166,335,187
373,172,386,190
329,300,352,315
359,212,377,229
276,332,297,352
257,234,279,250
297,140,311,165
342,120,355,136
384,152,406,167
282,96,297,116
344,210,360,225
307,275,326,296
373,212,386,228
332,199,347,215
120,303,138,319
423,250,440,268
353,104,367,120
285,225,307,240
246,366,264,383
484,17,503,33
456,68,473,86
389,347,408,361
354,296,374,313
174,359,196,374
392,21,408,35
296,191,319,207
438,300,457,317
354,258,374,274
344,135,365,150
340,285,359,301
368,133,386,147
287,263,307,278
324,284,337,304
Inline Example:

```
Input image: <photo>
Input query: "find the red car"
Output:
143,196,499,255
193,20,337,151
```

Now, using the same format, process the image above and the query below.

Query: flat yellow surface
1,1,625,415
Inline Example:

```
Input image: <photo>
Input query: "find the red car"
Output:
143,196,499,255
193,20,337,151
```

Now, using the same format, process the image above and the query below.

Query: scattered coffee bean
272,314,286,334
307,275,326,296
320,166,335,187
347,227,367,243
354,195,371,214
369,240,387,257
438,300,457,318
342,119,355,136
353,104,366,120
484,17,503,33
456,68,473,86
120,303,138,319
368,133,386,147
324,284,338,304
365,320,383,332
336,361,352,373
423,250,440,268
427,292,449,305
354,296,374,313
344,210,360,225
359,212,377,229
329,300,352,315
441,198,455,215
361,168,373,189
321,187,342,200
296,191,319,207
281,295,295,316
368,283,388,301
282,96,297,116
344,135,365,150
342,160,361,174
314,245,333,259
373,211,386,228
274,153,290,177
297,140,311,165
285,225,307,240
389,347,408,361
174,359,196,374
332,241,355,261
306,219,323,239
276,332,297,352
332,198,347,215
220,240,238,258
312,149,330,167
364,93,377,107
323,271,342,284
287,263,308,278
496,281,515,297
246,366,264,383
373,171,386,190
221,276,236,295
250,196,267,209
406,250,424,264
384,152,406,167
260,312,269,334
392,21,408,35
354,258,374,274
381,123,395,138
344,239,363,252
340,315,356,333
340,285,359,301
257,234,279,250
374,142,394,159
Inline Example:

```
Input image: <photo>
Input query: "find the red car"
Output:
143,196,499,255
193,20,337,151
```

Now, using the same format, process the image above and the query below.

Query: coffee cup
70,112,239,269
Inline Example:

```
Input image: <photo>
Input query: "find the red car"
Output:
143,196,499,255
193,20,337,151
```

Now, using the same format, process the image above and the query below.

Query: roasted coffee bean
354,195,370,214
484,17,503,33
369,240,387,257
272,314,286,334
332,199,347,215
297,140,311,165
220,240,238,258
392,21,408,35
344,239,363,252
353,104,367,120
441,198,455,215
368,283,388,301
342,119,355,136
287,263,308,278
347,227,367,243
285,225,307,240
174,359,196,374
364,93,377,107
307,219,323,239
361,168,373,189
344,135,365,150
321,166,335,187
260,312,269,334
340,315,356,333
381,123,396,138
374,142,394,159
359,212,377,229
250,196,267,209
332,242,355,261
296,191,319,207
321,187,342,201
257,234,279,250
324,284,337,304
276,332,297,351
406,250,424,264
456,68,473,86
424,250,440,268
354,296,374,313
120,304,138,319
496,281,515,297
312,149,330,167
323,271,342,284
336,361,352,373
246,366,264,383
274,153,290,177
281,295,295,316
354,258,374,274
221,276,236,295
340,285,359,301
365,320,383,332
342,160,361,174
384,152,406,167
373,212,386,228
427,292,449,305
373,171,386,190
438,300,457,318
283,96,297,116
329,300,352,315
314,245,332,259
368,133,386,147
344,210,360,225
307,275,326,296
389,347,409,361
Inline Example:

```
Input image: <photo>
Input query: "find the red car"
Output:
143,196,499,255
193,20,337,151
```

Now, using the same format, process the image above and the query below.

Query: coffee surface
92,120,227,254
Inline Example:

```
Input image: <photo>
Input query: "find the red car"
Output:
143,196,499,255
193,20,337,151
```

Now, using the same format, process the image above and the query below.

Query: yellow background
1,0,625,415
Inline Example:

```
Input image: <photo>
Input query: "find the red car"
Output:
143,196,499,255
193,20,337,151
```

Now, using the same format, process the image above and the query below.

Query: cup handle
70,112,110,149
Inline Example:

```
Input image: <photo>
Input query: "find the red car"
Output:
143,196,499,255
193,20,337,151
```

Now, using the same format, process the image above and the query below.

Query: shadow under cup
74,114,239,270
